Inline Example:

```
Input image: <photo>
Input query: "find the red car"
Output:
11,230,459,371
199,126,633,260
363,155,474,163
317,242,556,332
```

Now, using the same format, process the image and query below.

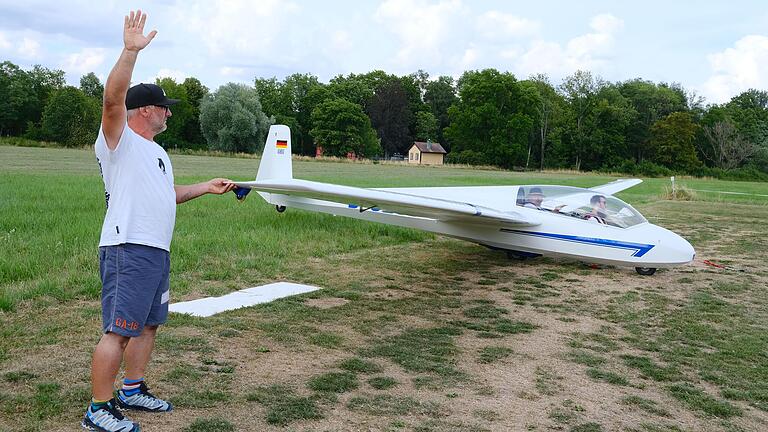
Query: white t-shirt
95,123,176,251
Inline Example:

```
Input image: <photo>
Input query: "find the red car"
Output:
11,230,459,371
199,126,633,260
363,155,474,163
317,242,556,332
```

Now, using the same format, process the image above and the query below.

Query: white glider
233,125,695,275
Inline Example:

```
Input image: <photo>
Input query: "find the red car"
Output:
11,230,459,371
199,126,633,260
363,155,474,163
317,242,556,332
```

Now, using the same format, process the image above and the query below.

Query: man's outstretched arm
102,10,157,150
175,179,236,204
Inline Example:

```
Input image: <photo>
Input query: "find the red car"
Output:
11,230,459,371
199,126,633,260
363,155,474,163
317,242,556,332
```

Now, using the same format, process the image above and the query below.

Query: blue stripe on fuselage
500,229,655,257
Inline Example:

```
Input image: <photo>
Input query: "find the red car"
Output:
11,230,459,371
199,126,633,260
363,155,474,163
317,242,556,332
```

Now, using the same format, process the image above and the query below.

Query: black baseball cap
125,83,180,110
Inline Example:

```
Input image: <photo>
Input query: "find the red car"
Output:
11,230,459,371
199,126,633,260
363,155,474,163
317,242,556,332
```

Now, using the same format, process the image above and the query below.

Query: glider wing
589,179,642,196
234,179,540,226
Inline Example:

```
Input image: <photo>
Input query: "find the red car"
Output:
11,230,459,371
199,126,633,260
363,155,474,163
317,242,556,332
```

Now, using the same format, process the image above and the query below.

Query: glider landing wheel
635,267,657,276
276,205,286,213
506,250,530,261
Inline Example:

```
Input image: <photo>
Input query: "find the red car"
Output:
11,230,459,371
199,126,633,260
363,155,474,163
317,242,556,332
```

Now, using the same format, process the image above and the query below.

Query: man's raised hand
124,10,157,52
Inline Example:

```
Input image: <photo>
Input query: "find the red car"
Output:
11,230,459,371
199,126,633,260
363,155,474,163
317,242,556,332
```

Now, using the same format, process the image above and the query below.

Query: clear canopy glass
515,185,647,228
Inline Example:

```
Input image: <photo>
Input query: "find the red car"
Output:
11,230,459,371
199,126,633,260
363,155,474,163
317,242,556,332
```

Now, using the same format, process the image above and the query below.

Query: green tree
586,85,634,170
444,69,533,168
79,72,104,101
327,73,377,109
423,76,456,149
199,83,272,153
649,112,701,172
408,69,430,98
254,77,291,117
721,90,768,172
155,77,195,149
255,74,325,156
617,79,687,163
526,74,565,170
183,77,209,110
40,86,100,146
368,79,412,156
414,111,438,142
558,70,603,170
399,72,429,139
310,98,380,158
0,61,35,136
725,89,768,157
27,65,66,131
285,73,325,156
181,77,209,149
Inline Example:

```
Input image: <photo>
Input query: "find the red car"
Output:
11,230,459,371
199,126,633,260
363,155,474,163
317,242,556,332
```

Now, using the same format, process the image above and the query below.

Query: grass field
1,145,767,431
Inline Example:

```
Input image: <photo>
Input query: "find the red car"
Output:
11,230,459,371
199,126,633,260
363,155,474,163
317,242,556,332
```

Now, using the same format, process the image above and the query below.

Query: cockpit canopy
516,185,647,228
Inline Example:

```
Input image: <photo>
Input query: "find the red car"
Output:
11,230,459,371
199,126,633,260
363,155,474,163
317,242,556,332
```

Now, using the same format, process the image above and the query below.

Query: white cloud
175,0,300,60
701,35,768,104
0,32,11,50
514,13,623,78
460,47,478,69
155,68,189,83
590,13,623,34
331,30,352,52
375,0,463,69
61,48,105,75
516,40,566,76
500,47,522,60
18,37,40,58
477,11,539,39
220,66,247,77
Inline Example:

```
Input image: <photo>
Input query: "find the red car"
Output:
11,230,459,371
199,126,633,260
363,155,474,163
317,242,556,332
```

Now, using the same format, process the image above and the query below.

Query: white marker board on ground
169,282,321,317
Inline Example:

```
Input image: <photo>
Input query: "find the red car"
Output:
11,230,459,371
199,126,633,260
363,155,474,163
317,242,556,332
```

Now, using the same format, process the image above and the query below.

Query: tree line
2,60,767,180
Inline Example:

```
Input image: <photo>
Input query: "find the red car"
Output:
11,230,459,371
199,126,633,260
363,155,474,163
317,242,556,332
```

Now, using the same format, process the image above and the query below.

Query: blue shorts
99,243,170,337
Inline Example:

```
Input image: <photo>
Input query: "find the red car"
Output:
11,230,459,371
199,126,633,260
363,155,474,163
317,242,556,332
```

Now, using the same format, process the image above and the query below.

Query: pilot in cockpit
586,194,609,224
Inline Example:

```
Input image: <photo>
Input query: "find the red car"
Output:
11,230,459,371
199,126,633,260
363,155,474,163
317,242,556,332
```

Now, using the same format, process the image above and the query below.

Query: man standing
84,10,234,432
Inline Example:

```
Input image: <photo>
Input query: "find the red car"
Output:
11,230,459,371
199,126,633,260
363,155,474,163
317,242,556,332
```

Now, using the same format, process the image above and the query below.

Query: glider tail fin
256,124,293,181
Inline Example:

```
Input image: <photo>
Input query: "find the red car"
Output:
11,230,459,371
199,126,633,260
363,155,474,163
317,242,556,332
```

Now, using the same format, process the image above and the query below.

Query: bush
689,165,768,181
661,185,696,201
602,160,673,177
0,136,58,148
446,150,487,166
635,161,673,177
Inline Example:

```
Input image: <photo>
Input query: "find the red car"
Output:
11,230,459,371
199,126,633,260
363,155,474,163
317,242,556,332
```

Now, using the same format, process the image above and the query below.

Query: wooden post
671,176,676,199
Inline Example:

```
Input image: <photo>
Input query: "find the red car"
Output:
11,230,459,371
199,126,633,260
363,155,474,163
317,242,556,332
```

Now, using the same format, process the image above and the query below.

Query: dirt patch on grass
304,297,350,309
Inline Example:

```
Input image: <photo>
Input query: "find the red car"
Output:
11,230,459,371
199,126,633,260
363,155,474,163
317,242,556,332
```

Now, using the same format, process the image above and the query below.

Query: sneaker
81,399,140,432
116,383,173,412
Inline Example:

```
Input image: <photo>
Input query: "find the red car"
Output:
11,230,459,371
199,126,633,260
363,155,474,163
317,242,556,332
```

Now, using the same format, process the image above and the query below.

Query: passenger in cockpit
523,187,545,210
586,194,608,224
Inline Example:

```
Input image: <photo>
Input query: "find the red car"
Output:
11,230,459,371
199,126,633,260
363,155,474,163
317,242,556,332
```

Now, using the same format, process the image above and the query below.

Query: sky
1,0,767,104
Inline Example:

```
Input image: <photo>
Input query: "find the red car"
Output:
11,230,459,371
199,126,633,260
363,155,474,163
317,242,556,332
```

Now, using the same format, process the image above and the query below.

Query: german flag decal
276,140,288,149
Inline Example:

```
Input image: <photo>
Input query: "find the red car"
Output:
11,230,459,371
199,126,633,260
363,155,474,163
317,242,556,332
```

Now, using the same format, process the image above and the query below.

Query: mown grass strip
362,327,464,378
347,394,440,417
477,346,513,364
621,395,670,417
182,417,235,432
307,372,358,393
246,385,322,426
339,357,383,374
667,383,742,418
368,376,398,390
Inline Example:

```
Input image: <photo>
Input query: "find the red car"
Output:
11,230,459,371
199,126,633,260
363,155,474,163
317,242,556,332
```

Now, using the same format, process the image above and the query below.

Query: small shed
408,141,447,165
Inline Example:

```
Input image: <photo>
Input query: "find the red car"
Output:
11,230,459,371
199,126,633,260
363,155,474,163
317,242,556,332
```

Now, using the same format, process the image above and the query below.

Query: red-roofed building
408,141,447,165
